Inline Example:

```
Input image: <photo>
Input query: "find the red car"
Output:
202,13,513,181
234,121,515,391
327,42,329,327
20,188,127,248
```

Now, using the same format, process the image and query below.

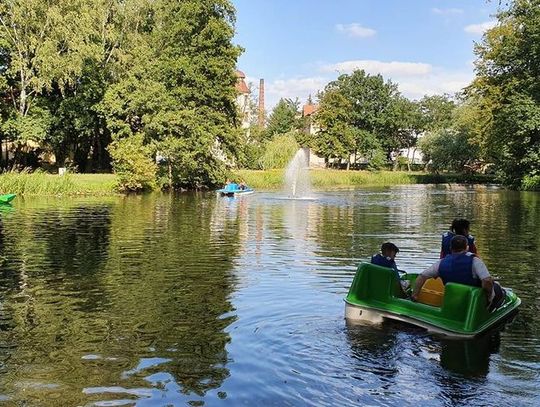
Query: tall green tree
44,0,154,171
0,0,103,165
265,98,300,138
101,0,242,189
314,88,359,167
470,0,540,189
418,94,456,132
388,96,423,170
419,127,480,173
314,69,405,168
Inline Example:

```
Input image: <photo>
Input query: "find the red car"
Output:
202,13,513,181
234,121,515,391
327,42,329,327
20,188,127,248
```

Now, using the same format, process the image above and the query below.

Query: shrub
108,135,157,192
259,132,300,169
521,174,540,191
367,149,387,171
419,129,480,172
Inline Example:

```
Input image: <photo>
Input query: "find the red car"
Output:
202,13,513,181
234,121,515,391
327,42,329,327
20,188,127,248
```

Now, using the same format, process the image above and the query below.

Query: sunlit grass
0,169,496,195
0,172,118,196
234,169,496,189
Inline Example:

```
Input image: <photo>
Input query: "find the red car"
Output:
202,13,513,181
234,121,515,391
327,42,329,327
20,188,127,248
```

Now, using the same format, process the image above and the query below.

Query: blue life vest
441,232,476,257
438,252,481,287
371,254,397,271
225,183,238,192
371,253,403,288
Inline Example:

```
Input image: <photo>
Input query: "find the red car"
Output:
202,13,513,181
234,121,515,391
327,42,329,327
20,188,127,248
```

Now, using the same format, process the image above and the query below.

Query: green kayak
0,194,16,204
345,263,521,338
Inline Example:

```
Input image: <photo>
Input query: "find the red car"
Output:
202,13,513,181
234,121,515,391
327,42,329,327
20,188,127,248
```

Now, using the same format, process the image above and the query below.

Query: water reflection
345,322,400,382
345,322,504,406
0,195,239,405
0,186,537,405
439,333,500,377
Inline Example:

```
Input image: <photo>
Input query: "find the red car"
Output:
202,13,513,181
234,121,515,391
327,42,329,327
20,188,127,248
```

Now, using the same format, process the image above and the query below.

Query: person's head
381,242,399,259
451,218,470,236
450,234,468,253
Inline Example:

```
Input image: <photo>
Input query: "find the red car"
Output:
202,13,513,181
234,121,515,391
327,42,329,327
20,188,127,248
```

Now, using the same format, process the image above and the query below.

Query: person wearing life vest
440,218,478,258
371,242,400,271
224,179,238,192
413,235,505,311
371,242,410,294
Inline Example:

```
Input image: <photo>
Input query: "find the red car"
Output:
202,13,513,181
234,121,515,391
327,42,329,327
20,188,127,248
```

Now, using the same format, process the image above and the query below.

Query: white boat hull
344,301,501,339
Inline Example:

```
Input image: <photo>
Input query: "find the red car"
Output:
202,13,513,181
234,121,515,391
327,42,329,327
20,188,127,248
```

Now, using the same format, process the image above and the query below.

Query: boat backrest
346,263,401,303
440,283,490,329
416,277,445,307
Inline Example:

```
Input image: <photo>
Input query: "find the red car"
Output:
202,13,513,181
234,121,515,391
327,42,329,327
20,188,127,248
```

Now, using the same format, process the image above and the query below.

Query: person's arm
481,277,494,303
472,257,494,305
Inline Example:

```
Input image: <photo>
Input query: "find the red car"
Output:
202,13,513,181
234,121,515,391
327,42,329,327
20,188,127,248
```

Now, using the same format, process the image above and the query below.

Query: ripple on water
0,188,537,406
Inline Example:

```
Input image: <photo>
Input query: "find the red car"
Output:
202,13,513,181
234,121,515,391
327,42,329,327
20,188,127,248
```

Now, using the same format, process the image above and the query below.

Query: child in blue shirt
371,242,400,271
371,242,410,294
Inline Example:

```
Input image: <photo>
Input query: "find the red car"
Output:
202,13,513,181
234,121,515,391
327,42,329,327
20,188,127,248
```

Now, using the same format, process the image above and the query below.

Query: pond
0,185,538,406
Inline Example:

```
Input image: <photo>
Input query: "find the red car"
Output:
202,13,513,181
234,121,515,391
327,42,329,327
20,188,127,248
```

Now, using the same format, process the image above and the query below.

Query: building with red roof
235,70,251,129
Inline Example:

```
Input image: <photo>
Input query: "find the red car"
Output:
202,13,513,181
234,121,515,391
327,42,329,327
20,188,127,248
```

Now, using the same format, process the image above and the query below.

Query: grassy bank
234,169,497,189
0,170,497,196
0,172,118,196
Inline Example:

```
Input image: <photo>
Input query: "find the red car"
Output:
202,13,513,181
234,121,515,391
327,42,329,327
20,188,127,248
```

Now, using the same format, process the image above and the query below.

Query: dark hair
451,218,470,236
381,242,399,255
450,234,468,252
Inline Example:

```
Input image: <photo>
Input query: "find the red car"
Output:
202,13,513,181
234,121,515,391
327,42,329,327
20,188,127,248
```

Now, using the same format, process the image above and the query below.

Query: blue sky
231,0,500,108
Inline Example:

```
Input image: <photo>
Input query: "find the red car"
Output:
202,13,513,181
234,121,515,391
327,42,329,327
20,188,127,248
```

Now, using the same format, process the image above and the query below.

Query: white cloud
432,7,464,15
335,23,376,38
321,59,432,76
258,62,474,110
464,21,496,34
264,76,328,108
396,69,473,99
320,59,473,100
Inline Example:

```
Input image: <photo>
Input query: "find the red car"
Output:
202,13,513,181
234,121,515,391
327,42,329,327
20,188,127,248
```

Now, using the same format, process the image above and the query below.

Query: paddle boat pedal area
344,263,521,338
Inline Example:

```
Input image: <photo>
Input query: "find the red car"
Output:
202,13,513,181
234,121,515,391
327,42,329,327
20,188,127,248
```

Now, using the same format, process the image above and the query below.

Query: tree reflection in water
0,195,240,406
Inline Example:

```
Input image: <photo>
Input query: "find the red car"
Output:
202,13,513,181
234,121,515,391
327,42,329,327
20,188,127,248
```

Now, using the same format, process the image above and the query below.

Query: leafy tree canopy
314,69,413,167
100,0,242,189
266,98,300,139
418,94,456,132
469,0,540,188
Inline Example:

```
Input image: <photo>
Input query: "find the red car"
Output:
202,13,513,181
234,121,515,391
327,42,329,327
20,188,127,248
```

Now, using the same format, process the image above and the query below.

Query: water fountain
283,148,313,199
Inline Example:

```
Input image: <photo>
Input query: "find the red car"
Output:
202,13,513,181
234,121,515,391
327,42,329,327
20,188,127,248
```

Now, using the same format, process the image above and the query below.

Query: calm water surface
0,185,538,406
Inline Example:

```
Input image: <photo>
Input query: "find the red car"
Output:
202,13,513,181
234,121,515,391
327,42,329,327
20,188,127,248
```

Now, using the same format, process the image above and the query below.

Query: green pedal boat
345,263,521,338
0,194,16,204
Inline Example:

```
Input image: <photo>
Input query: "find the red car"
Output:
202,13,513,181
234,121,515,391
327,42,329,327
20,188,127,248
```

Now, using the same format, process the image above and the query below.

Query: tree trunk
168,161,173,190
393,152,399,171
55,144,67,168
410,148,417,172
74,145,90,172
19,70,27,116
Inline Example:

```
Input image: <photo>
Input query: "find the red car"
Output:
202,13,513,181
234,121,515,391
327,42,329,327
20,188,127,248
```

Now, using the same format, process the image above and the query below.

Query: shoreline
0,170,498,196
234,169,498,190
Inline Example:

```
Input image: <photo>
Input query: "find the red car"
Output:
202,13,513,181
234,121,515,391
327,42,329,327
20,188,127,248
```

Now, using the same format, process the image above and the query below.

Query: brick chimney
258,78,265,127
